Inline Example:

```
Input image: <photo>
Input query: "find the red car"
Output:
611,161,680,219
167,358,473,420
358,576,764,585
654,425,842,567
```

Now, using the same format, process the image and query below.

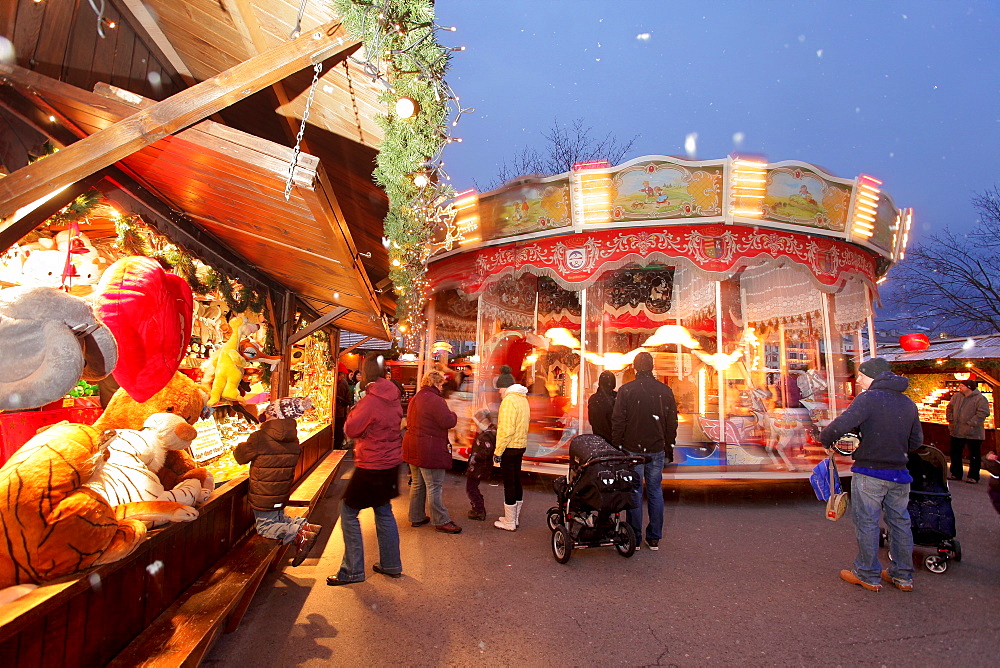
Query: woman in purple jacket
403,371,462,534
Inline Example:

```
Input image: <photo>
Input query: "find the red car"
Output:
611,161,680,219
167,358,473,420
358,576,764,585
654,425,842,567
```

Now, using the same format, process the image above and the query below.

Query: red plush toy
95,256,193,402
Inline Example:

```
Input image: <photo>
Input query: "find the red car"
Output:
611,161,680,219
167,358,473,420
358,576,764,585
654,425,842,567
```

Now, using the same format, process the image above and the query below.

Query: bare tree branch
887,186,1000,335
474,117,638,191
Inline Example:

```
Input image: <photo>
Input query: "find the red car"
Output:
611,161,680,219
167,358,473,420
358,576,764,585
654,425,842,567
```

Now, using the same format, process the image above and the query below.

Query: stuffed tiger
84,413,212,527
0,423,147,604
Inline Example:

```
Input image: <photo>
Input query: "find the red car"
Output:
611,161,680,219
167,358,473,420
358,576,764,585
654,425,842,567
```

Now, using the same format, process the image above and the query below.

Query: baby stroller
879,446,961,573
546,434,645,563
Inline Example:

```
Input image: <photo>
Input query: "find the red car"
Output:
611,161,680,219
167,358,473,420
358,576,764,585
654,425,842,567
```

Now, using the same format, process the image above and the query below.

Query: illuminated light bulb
391,258,401,267
395,96,420,119
48,115,56,122
412,173,429,188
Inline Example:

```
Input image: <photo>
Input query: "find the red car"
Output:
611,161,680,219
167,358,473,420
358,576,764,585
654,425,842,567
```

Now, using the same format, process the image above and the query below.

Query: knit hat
598,370,617,392
263,397,313,421
634,351,654,373
960,377,978,390
495,364,515,389
858,357,890,379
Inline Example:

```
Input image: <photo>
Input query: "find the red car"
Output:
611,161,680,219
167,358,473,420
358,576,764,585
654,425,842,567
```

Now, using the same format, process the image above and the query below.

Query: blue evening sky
435,1,1000,247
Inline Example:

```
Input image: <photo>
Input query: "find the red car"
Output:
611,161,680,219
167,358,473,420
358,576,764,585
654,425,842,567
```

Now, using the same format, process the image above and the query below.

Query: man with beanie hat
588,370,617,444
946,377,990,483
611,351,677,551
495,365,515,390
821,357,923,592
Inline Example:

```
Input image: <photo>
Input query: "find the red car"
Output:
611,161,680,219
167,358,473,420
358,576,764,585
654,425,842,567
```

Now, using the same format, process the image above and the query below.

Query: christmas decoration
899,333,931,352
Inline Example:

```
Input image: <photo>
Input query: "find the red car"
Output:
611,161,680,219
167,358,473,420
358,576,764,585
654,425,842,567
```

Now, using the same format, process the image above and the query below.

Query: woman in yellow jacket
493,379,530,530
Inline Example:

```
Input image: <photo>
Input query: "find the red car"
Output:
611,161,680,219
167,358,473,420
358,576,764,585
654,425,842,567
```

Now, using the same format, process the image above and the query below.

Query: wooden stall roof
0,0,397,333
0,64,389,339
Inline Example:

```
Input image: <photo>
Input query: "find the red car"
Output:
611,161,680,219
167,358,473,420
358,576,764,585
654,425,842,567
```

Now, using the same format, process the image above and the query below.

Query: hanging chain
284,61,323,201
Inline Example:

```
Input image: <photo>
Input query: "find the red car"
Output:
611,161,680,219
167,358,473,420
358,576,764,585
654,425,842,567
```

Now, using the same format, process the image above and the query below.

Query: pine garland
332,0,458,328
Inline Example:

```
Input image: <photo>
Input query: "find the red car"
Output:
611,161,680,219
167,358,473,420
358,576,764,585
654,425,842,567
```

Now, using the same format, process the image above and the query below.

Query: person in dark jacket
403,370,462,534
946,377,990,483
233,397,319,566
328,353,405,585
334,364,351,449
588,371,617,444
465,409,496,521
821,357,923,592
611,352,677,551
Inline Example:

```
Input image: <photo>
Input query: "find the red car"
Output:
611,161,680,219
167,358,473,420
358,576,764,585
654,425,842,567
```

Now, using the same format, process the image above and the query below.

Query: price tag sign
189,415,227,462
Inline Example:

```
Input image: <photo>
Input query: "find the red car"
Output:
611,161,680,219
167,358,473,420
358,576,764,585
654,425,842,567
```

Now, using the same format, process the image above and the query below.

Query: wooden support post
0,170,108,253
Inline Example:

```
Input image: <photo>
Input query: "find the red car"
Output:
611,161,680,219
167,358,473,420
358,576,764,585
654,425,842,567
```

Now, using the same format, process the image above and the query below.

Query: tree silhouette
476,118,637,191
887,186,1000,336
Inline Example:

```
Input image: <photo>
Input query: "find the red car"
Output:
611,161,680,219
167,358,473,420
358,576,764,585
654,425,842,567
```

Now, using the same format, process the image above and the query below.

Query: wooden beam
289,307,351,345
340,337,374,357
0,21,360,220
0,85,81,148
99,168,282,295
113,0,198,86
0,170,108,253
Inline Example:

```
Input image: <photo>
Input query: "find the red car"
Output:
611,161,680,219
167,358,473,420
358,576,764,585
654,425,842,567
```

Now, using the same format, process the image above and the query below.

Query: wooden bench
108,447,347,667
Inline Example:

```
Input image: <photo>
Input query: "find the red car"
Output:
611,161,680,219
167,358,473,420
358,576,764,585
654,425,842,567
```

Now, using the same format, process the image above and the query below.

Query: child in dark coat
466,409,496,520
233,397,320,565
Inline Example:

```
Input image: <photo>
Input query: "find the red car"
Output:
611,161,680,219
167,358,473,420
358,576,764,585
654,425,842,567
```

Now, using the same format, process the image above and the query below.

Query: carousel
423,154,911,477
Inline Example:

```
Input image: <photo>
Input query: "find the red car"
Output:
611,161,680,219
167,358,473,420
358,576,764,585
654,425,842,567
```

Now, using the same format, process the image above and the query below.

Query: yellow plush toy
207,316,247,406
93,371,213,492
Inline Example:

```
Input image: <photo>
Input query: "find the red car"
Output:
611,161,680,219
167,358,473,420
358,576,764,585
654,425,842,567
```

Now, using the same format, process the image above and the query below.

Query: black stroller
546,434,644,563
879,446,961,573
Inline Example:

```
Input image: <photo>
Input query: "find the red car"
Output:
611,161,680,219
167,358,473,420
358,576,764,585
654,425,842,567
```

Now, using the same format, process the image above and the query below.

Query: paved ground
206,460,1000,667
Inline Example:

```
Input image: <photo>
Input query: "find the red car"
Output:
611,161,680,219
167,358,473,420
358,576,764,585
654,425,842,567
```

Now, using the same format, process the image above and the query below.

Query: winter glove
493,455,502,465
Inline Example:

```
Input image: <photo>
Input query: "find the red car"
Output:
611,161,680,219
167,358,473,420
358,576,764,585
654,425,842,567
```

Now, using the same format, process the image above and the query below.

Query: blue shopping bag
810,457,843,501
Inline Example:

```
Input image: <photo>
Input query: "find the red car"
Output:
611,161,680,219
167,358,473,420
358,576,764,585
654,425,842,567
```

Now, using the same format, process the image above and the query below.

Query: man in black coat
611,352,677,551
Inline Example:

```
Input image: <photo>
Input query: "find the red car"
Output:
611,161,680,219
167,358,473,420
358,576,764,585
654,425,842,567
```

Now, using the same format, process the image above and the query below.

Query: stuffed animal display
0,423,148,602
84,413,213,527
95,256,193,403
93,371,212,492
207,316,249,406
0,286,118,410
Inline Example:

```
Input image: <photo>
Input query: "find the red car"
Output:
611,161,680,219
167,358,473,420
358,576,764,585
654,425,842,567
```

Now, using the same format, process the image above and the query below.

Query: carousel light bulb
412,173,429,188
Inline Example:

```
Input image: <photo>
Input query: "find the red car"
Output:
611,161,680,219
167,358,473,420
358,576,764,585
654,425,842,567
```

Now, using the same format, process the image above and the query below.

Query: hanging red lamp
899,333,930,351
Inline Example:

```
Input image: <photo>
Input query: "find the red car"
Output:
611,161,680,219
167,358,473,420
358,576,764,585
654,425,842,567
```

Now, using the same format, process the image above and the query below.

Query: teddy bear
84,413,214,527
0,423,149,605
93,371,214,493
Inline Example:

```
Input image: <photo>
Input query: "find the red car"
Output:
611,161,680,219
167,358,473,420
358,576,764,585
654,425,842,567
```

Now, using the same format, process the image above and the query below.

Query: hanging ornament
898,333,930,351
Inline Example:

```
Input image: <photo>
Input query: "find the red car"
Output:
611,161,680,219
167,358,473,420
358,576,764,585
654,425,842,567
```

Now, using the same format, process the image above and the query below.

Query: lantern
899,333,930,351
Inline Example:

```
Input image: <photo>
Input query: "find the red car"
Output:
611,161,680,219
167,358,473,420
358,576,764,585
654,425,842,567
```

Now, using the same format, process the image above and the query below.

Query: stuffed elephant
0,286,118,410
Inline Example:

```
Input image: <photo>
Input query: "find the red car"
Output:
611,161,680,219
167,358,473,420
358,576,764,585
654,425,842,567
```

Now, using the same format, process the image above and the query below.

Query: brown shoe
291,529,318,566
467,510,487,521
881,569,914,591
411,517,431,527
435,521,463,534
840,569,882,592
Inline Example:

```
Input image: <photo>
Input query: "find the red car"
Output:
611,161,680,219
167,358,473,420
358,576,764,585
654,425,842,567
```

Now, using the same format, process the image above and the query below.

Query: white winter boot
514,500,523,528
494,503,517,531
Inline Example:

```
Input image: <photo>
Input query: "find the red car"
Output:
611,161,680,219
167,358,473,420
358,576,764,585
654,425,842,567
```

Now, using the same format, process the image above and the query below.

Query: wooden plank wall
4,0,183,102
0,425,332,667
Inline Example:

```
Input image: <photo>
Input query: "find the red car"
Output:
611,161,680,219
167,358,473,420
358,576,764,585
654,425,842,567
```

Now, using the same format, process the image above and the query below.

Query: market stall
427,155,911,477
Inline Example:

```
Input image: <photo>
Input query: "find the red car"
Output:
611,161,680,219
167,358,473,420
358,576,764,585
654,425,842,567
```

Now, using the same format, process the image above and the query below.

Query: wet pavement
205,459,1000,666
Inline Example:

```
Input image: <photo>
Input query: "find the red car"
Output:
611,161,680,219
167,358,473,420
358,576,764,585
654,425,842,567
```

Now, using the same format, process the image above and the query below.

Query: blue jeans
625,449,665,542
851,472,913,585
409,465,450,525
336,500,402,581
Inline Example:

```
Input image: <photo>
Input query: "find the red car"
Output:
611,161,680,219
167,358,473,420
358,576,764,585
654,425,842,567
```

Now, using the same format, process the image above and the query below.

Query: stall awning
0,65,389,339
879,334,1000,363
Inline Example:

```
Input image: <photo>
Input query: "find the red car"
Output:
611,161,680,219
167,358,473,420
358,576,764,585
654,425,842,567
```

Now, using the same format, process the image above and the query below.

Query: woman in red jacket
403,371,462,534
327,353,405,585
